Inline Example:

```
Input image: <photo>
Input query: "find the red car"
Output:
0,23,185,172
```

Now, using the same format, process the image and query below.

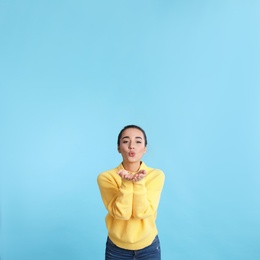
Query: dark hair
117,125,148,147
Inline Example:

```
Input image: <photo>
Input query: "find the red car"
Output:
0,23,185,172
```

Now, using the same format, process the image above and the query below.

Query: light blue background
1,1,260,259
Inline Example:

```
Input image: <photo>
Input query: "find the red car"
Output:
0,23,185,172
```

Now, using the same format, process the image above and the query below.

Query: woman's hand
117,169,133,180
132,170,146,182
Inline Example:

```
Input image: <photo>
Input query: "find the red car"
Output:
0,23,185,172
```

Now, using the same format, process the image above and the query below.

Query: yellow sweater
97,162,165,250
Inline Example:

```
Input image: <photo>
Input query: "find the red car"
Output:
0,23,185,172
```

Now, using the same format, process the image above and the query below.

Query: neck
122,161,141,173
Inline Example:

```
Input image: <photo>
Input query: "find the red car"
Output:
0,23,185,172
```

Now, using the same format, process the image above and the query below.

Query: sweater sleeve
97,173,134,220
132,170,165,219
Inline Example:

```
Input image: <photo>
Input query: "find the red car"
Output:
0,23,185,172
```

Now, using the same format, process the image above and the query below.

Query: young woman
97,125,165,260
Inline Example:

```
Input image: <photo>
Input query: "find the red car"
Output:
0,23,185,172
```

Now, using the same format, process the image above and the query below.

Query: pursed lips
129,152,136,157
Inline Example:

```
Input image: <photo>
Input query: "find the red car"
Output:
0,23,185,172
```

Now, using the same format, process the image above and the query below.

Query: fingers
117,169,128,177
132,171,146,182
117,170,133,180
138,170,146,175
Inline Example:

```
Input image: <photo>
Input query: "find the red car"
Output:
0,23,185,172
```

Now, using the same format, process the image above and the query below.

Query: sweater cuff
121,179,134,191
133,179,146,191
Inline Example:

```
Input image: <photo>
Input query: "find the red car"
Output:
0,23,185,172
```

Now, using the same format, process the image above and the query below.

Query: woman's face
118,127,147,164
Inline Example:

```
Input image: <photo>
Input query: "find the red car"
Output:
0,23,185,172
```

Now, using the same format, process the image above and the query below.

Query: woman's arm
97,173,134,220
132,170,165,219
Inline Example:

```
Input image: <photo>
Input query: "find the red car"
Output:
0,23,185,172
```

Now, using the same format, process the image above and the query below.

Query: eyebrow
122,136,143,140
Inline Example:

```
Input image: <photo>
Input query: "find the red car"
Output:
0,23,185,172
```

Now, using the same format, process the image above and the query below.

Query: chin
129,158,141,163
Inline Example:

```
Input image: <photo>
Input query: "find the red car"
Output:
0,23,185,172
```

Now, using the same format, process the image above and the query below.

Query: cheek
120,147,128,153
139,147,146,154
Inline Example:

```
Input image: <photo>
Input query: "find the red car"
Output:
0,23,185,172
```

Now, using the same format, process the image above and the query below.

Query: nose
129,142,135,149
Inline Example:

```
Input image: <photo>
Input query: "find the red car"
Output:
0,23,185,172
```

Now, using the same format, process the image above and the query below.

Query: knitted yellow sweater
97,162,165,250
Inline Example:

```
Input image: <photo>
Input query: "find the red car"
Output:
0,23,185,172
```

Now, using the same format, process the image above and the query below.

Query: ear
143,146,147,153
117,146,121,153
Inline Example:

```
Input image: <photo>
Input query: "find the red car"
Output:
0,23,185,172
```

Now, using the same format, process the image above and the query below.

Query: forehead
121,128,144,138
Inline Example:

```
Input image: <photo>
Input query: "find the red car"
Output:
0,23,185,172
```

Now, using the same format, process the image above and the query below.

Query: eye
122,140,128,144
136,141,142,144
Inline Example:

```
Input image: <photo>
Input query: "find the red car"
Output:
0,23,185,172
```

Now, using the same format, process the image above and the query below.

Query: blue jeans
105,235,161,260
